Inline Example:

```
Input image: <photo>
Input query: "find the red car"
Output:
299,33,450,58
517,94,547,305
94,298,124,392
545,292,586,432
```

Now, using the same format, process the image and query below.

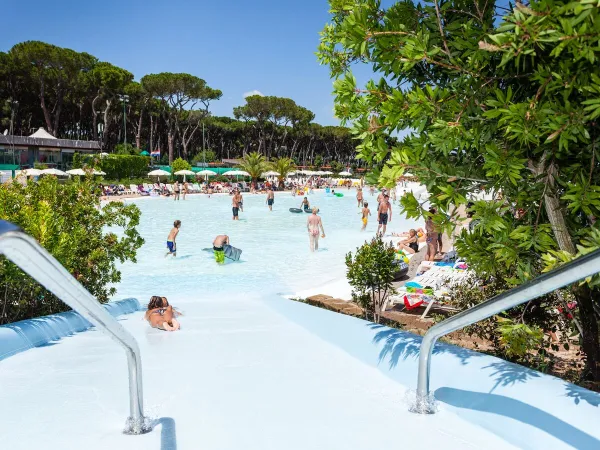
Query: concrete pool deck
0,293,598,450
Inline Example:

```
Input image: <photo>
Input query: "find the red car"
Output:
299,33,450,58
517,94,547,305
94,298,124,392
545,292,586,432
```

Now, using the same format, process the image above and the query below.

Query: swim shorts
379,213,388,225
268,199,274,206
214,250,225,264
232,207,239,217
167,241,175,253
362,217,368,225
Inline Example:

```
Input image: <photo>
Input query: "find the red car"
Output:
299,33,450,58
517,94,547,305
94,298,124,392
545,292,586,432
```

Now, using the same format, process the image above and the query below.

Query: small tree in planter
345,236,397,323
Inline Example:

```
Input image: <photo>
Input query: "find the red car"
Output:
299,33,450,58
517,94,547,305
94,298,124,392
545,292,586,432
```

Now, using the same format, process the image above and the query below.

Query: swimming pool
0,190,599,449
114,190,418,301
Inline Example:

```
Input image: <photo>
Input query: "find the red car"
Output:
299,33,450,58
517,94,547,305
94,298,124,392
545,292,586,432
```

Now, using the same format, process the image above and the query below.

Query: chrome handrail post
412,248,600,414
0,220,148,434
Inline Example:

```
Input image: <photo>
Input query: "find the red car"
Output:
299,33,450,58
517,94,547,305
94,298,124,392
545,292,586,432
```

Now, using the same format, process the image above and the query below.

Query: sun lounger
119,184,133,195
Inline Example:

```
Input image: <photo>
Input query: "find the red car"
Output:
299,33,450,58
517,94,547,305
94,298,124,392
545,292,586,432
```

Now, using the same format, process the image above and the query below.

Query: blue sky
1,0,361,126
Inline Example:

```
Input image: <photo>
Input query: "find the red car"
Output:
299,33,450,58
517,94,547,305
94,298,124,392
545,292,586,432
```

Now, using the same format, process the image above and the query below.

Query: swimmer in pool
266,188,275,211
213,234,229,264
307,207,325,252
166,220,181,257
361,202,371,231
300,197,310,211
145,296,181,331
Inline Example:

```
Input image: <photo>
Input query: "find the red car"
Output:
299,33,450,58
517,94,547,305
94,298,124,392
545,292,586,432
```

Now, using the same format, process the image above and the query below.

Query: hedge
100,155,151,180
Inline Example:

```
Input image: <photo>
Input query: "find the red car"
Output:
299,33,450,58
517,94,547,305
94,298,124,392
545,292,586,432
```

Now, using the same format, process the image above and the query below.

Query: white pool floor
1,191,599,449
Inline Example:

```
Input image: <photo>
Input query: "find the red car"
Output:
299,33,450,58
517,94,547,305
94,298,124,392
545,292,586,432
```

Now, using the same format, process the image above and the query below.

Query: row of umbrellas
148,169,353,178
148,169,251,178
19,168,106,177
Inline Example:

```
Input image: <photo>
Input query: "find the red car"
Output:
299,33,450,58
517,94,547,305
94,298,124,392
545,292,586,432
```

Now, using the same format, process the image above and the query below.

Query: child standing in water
361,202,371,231
166,220,181,257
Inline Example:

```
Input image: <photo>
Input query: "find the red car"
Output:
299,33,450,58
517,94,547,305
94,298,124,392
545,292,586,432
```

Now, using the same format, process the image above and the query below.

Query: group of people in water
153,183,444,332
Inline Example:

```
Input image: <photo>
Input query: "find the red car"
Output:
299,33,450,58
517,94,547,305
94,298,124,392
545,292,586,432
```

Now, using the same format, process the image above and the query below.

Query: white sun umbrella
174,169,195,181
338,171,352,176
93,169,106,176
322,171,333,175
148,169,170,178
196,169,217,182
197,169,217,176
20,168,42,176
66,168,87,176
40,168,68,176
262,171,280,177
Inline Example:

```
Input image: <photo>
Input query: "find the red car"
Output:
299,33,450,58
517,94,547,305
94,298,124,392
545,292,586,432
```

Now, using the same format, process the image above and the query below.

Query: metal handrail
412,247,600,414
0,220,148,434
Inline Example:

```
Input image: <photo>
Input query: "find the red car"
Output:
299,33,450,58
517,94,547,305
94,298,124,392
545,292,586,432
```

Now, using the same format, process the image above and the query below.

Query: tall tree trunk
575,285,600,380
136,109,144,150
39,80,53,135
168,132,175,165
91,95,100,140
102,99,113,151
532,155,598,380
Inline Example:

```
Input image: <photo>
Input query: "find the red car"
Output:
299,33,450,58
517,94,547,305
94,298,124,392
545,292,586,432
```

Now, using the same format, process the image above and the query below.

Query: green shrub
497,318,544,359
192,149,217,165
0,177,144,324
345,235,396,323
100,154,150,180
171,157,192,176
72,152,83,169
114,143,141,155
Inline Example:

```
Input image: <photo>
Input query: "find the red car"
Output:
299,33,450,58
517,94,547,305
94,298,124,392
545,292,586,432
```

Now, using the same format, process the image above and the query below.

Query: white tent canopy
40,168,68,176
19,168,42,176
29,128,56,139
66,168,87,176
338,171,352,176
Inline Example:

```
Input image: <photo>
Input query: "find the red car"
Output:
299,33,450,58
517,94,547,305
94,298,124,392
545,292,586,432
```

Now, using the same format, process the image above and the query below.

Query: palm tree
238,151,267,184
269,157,297,186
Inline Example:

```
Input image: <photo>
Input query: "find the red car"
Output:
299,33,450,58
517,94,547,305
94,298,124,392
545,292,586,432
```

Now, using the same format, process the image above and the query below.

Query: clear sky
1,0,363,126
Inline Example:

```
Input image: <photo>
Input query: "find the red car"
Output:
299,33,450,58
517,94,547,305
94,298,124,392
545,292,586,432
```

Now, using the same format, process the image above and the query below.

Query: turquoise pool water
116,190,419,303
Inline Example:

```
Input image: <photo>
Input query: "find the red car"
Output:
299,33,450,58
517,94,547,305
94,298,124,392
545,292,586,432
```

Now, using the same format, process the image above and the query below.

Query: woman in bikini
397,229,420,254
145,296,181,331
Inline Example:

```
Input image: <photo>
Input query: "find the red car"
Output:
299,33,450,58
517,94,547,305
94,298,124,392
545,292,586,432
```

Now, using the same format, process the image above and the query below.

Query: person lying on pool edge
145,296,181,331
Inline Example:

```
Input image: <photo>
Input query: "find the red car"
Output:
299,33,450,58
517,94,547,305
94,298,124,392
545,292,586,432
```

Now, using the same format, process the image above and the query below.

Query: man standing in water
166,220,181,257
307,207,325,252
266,188,275,211
356,187,364,207
232,190,242,220
377,195,392,236
173,181,180,201
377,188,386,205
213,234,230,264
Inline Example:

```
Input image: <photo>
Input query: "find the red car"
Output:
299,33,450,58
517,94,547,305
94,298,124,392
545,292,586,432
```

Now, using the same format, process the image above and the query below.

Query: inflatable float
289,208,303,213
334,193,344,197
223,244,242,261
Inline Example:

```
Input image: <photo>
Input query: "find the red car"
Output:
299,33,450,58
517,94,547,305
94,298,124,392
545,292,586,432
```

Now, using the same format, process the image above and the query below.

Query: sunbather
144,296,181,331
397,229,420,254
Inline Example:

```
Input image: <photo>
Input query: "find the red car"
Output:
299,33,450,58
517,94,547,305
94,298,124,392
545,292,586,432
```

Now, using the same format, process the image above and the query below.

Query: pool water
115,190,419,302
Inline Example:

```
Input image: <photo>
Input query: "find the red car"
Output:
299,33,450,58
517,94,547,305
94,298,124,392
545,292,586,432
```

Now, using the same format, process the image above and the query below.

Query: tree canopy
0,40,360,169
319,0,600,380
